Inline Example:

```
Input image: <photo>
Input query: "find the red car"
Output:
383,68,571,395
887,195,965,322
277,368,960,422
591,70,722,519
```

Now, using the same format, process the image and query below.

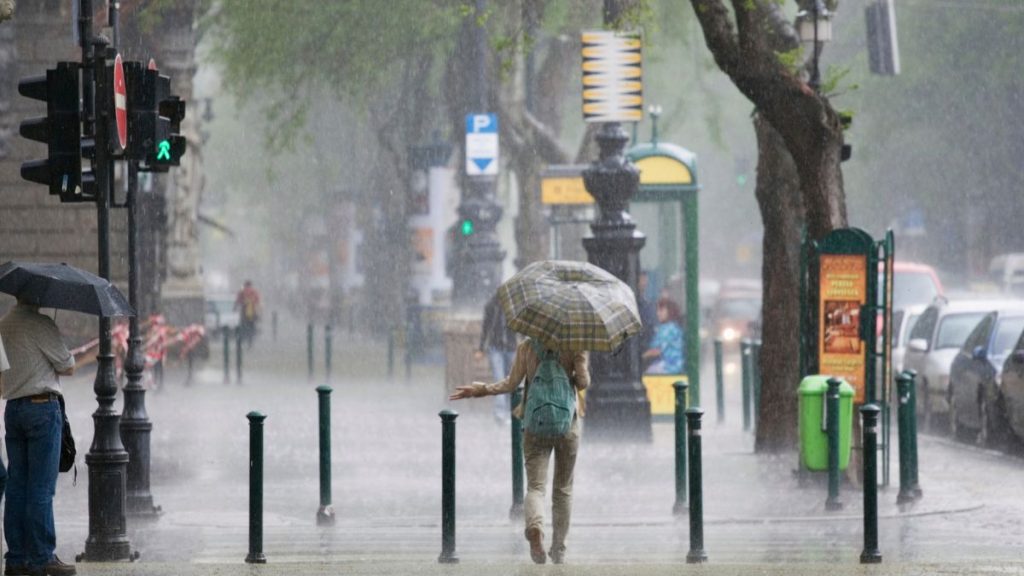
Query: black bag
57,395,75,473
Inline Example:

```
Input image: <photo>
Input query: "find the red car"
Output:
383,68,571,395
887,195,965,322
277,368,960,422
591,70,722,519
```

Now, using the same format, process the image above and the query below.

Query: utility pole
80,0,133,560
450,0,504,309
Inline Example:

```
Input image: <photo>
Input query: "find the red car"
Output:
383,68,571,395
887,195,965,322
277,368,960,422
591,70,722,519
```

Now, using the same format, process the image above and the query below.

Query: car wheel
950,391,962,441
921,381,932,432
977,395,990,447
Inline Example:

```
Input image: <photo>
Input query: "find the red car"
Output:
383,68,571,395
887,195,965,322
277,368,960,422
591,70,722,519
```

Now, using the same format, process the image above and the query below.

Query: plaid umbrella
497,260,642,352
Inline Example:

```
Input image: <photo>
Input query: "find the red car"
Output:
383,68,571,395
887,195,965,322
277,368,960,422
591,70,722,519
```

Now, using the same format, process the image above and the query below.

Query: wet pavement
41,320,1024,574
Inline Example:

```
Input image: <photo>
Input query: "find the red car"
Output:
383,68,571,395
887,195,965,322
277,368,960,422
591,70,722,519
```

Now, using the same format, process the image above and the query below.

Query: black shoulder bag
56,395,77,478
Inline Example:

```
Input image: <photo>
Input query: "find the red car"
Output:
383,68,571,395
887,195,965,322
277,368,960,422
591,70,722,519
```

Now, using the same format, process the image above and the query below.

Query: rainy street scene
1,0,1023,575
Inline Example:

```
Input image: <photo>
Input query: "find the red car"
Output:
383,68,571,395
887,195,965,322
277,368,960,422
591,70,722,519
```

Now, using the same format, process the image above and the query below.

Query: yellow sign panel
643,374,687,416
818,254,868,403
541,175,593,205
634,156,693,185
581,30,643,123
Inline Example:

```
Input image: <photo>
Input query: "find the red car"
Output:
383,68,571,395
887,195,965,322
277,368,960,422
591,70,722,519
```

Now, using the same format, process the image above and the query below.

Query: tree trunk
753,114,803,451
689,0,849,450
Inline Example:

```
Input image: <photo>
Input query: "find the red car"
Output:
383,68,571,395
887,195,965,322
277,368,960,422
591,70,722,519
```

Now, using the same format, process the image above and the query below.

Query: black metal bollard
245,411,267,564
740,339,752,431
307,323,314,381
713,339,724,424
905,370,922,499
316,386,335,525
438,410,459,564
685,408,707,564
324,324,333,383
752,340,762,430
825,377,843,511
185,349,194,386
223,328,231,384
155,359,164,389
236,327,243,384
860,404,882,564
673,380,689,515
271,310,278,342
387,329,395,380
509,387,524,519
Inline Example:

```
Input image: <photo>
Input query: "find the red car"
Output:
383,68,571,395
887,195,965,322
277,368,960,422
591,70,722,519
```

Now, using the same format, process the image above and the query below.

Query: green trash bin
798,375,854,471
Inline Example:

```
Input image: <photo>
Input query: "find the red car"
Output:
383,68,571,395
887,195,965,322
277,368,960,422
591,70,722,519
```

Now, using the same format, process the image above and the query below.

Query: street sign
541,165,593,205
113,54,127,150
465,113,498,176
581,31,643,123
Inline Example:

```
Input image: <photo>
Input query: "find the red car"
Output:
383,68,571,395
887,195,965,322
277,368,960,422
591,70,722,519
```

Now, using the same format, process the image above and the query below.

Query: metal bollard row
673,381,689,515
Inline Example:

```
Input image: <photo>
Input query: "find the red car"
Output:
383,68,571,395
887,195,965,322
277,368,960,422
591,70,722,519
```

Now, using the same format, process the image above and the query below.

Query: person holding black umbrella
0,297,89,576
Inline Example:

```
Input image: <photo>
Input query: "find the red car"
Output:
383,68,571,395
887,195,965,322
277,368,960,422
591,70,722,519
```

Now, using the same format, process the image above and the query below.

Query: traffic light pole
79,8,134,560
121,160,161,519
450,0,504,309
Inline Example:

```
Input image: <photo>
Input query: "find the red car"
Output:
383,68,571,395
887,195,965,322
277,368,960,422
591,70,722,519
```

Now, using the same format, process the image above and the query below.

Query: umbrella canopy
0,261,133,318
498,259,642,352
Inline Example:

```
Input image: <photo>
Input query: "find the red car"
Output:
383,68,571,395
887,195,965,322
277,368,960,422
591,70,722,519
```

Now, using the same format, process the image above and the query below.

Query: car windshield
718,298,760,319
881,271,940,310
993,317,1024,356
935,313,987,350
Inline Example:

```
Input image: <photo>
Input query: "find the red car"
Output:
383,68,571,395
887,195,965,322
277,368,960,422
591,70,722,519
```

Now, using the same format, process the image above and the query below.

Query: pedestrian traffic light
18,62,93,202
460,218,475,236
124,62,185,171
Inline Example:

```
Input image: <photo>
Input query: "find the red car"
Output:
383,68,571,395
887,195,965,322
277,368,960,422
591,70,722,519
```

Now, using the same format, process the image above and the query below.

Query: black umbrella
0,261,133,318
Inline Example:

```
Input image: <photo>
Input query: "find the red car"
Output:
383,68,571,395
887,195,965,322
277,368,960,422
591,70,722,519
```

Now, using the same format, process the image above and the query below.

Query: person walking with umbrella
449,260,641,565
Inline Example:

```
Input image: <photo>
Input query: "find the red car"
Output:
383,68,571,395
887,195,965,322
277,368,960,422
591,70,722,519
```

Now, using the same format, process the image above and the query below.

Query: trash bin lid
798,375,855,396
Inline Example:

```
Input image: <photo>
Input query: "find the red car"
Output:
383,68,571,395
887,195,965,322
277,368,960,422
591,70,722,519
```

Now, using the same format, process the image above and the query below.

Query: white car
904,297,1024,431
204,295,240,337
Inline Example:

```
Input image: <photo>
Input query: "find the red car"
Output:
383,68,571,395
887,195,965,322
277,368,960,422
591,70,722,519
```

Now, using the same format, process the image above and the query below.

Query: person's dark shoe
4,565,43,576
42,557,75,576
525,527,546,564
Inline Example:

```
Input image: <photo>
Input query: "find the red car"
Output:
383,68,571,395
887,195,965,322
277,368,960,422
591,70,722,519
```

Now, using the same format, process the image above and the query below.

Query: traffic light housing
18,62,93,202
125,62,186,171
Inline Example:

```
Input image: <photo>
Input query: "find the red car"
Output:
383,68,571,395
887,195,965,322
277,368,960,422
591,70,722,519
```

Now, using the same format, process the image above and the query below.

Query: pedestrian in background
476,294,518,424
234,280,261,349
0,297,89,576
643,296,685,375
451,338,589,565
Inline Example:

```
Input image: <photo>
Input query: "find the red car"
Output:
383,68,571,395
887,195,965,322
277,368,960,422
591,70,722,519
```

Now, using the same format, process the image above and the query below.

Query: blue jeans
5,398,61,568
488,348,517,420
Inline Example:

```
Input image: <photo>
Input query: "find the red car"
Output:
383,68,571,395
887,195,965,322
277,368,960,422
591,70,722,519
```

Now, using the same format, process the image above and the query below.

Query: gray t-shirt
0,304,74,399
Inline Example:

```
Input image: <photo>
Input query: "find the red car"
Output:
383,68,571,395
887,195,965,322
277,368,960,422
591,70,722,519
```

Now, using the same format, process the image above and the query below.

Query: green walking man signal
156,140,172,161
461,218,474,236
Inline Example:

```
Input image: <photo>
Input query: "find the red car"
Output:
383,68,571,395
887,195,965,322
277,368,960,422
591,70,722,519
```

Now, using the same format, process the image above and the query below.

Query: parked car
947,304,1024,445
903,298,1018,431
879,261,944,312
709,285,761,346
998,333,1024,448
204,295,240,337
891,303,927,374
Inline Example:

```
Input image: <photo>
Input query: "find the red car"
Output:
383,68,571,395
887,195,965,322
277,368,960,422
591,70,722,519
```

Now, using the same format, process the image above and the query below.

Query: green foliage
204,0,463,149
775,46,804,75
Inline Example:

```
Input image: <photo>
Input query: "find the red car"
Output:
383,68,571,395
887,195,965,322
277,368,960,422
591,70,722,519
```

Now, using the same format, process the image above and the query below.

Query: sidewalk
46,325,1024,574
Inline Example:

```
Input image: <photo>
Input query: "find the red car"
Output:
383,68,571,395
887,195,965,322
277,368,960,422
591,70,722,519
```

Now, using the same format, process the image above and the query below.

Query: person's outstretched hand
449,382,485,401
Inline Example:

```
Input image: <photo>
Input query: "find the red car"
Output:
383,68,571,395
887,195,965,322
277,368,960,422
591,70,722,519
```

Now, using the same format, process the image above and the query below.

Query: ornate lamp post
581,121,652,441
796,0,833,92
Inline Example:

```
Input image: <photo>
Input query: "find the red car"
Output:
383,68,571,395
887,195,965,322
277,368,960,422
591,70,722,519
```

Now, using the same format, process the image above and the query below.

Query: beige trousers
523,416,580,556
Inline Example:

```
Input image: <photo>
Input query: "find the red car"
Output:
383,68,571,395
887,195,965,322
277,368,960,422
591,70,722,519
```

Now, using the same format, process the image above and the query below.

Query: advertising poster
818,254,868,402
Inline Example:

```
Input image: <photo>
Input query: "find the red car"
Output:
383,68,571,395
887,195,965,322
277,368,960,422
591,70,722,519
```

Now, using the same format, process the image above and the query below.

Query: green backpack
523,339,576,437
